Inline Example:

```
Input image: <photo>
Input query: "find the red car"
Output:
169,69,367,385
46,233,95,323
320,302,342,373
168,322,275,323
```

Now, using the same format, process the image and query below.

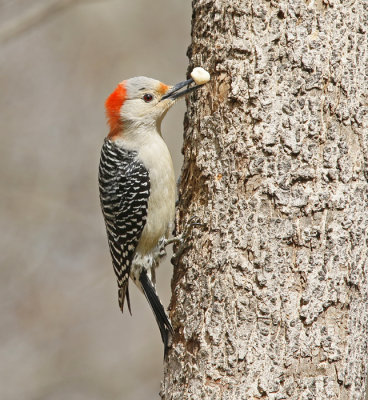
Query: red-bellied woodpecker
98,71,209,356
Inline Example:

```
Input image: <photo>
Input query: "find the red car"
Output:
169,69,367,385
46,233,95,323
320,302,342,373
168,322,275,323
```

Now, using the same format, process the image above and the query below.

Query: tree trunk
162,0,368,399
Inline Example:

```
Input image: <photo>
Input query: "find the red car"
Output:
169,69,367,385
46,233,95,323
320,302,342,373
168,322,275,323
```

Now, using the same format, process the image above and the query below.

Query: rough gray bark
162,0,368,399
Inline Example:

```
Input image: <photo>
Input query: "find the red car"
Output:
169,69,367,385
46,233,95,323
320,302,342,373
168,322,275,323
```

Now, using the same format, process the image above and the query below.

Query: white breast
115,128,176,255
136,134,175,253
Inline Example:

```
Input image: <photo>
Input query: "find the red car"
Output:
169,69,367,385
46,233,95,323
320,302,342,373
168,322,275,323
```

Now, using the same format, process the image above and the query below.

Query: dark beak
161,78,200,101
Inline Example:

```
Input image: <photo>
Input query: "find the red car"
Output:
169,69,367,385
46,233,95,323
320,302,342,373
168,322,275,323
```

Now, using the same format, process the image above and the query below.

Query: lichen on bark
162,0,368,399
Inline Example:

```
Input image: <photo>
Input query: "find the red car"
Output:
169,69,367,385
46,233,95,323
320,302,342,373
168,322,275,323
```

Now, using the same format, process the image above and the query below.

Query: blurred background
0,1,191,399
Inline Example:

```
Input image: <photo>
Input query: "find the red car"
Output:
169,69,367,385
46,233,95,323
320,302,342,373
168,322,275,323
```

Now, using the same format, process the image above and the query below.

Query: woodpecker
98,73,208,356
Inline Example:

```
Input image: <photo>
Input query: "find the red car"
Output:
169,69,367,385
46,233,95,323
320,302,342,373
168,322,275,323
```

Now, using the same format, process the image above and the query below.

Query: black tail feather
139,270,173,359
118,284,132,315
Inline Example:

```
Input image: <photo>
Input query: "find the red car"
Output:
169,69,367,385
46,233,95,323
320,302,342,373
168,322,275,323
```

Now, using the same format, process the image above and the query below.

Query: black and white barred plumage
99,137,173,355
99,138,150,313
98,75,203,358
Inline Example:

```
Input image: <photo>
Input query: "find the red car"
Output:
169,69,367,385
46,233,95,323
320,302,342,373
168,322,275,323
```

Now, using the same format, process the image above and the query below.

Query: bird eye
143,93,153,103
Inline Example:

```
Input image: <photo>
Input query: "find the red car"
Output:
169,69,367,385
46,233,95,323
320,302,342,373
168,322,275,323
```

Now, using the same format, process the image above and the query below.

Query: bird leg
165,216,204,261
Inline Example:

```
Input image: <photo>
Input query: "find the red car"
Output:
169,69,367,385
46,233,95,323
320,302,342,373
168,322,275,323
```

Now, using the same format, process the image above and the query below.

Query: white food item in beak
190,67,210,85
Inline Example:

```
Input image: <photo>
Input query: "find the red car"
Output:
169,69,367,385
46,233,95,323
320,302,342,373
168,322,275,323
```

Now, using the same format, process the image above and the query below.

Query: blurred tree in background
0,1,190,399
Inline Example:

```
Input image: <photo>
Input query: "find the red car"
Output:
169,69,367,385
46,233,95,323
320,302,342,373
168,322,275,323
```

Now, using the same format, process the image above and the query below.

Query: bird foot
166,216,204,261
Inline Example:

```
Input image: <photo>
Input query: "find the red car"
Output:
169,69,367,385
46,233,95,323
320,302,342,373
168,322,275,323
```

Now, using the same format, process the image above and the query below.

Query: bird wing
99,139,150,314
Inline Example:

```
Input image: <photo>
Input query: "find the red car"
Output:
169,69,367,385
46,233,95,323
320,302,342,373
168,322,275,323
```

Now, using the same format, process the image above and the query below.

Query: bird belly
135,138,175,255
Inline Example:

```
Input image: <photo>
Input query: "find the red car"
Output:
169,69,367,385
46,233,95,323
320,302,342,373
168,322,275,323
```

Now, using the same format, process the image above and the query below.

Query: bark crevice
163,0,368,398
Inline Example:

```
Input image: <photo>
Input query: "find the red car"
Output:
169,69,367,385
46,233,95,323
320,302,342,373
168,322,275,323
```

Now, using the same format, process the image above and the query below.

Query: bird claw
180,215,203,241
164,216,202,246
166,216,204,261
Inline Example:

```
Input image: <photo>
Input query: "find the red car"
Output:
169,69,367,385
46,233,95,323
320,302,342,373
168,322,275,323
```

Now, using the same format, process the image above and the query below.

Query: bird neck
110,121,163,152
108,118,162,142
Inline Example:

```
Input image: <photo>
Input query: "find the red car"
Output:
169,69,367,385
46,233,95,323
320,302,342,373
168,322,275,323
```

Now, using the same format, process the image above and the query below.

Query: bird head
105,76,200,138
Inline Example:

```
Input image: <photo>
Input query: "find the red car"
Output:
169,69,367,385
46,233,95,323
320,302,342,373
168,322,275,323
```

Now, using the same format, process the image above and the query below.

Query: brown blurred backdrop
0,1,191,399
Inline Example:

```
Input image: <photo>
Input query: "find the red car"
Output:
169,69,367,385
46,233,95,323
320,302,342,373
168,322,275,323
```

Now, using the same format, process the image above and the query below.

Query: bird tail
118,282,132,315
139,269,173,359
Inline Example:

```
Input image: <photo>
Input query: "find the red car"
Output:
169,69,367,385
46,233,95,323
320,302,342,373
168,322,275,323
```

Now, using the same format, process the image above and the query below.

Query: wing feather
98,139,150,313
